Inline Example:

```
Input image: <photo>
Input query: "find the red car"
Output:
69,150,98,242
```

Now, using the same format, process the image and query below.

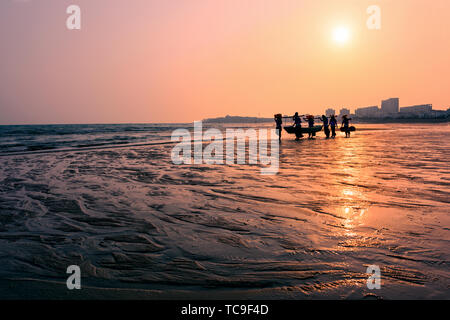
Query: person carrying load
292,112,303,140
329,115,337,138
341,115,352,138
321,115,330,138
274,114,282,141
303,115,316,139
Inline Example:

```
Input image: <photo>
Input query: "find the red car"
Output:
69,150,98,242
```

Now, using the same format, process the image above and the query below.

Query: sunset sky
1,0,449,124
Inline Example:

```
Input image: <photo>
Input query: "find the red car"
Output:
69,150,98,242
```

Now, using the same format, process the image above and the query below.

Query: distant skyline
1,0,449,125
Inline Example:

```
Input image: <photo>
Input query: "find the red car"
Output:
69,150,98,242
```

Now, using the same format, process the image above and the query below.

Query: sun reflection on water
331,137,372,241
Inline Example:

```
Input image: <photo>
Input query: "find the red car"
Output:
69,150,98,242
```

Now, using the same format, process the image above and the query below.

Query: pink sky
1,0,449,124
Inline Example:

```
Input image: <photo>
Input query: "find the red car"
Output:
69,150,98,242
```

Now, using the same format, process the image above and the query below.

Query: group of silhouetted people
274,113,353,141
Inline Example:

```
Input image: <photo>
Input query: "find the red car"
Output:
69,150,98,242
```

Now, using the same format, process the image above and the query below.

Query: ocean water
0,123,449,299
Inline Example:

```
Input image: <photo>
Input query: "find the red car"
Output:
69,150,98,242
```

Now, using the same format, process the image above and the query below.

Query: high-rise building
355,106,379,117
325,108,335,117
381,98,399,114
400,104,432,114
339,108,350,117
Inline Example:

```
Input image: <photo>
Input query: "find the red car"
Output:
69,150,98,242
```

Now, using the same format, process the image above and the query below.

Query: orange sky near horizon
0,0,449,124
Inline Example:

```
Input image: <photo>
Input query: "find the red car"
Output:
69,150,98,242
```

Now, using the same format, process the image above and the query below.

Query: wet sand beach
0,123,449,299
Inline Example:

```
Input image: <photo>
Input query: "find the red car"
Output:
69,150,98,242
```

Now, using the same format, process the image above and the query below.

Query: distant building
430,110,447,118
400,104,432,114
325,108,335,117
339,108,350,117
355,106,379,118
381,98,399,114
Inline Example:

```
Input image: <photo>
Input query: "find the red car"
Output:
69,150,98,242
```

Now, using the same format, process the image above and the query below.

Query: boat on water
340,126,356,132
283,125,323,140
283,125,323,134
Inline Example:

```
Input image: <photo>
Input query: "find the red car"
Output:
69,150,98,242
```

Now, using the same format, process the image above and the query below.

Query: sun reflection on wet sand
324,136,373,241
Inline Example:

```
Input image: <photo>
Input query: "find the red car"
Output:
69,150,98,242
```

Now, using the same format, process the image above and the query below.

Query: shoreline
0,119,448,127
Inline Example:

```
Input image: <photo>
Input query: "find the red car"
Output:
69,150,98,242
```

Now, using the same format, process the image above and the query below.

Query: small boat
340,126,356,132
284,125,323,134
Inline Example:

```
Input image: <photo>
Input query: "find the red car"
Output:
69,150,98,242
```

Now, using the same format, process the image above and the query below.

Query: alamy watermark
171,121,279,175
66,265,81,290
367,5,381,30
66,5,81,30
366,265,381,289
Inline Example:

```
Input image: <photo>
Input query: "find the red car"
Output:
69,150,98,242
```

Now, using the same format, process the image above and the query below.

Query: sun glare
333,27,350,45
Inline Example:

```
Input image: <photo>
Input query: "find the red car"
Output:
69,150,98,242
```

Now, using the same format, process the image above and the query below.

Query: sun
332,26,350,45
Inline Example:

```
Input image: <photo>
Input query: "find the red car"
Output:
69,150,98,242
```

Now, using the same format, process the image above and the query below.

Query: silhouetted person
330,115,337,138
304,115,315,139
321,115,330,138
274,114,282,141
293,112,303,140
341,115,352,138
